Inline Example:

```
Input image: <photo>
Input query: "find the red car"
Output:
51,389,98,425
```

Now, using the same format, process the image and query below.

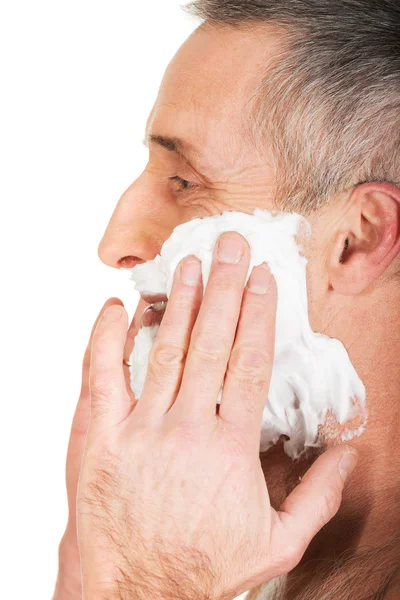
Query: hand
53,297,145,599
77,232,358,600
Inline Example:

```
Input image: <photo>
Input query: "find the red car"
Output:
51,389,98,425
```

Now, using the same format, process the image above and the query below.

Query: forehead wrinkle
143,104,210,171
143,94,258,182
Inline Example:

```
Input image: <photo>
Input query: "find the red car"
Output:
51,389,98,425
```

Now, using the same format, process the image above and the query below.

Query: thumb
89,303,130,431
65,298,123,536
270,445,358,571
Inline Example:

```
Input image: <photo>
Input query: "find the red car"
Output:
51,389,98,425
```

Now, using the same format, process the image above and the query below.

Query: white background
1,2,198,597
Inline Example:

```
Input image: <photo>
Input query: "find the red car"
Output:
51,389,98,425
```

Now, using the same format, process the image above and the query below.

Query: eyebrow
142,134,202,168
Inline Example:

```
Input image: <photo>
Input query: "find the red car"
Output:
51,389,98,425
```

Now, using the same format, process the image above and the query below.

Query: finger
269,445,358,572
89,304,130,429
123,297,148,359
219,264,277,451
173,232,250,419
66,298,123,534
123,297,148,402
134,256,203,420
81,298,124,399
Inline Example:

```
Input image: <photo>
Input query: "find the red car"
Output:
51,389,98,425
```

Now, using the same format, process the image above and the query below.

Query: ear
329,182,400,296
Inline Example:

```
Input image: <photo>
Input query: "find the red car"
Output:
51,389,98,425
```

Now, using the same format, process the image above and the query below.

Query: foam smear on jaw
124,209,367,459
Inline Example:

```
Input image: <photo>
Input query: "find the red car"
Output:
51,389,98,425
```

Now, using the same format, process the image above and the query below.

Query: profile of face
97,23,400,508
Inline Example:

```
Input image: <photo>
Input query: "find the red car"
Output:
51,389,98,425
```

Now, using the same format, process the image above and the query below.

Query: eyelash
169,175,197,192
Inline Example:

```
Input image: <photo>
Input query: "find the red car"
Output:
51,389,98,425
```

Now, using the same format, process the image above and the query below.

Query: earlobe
329,182,400,296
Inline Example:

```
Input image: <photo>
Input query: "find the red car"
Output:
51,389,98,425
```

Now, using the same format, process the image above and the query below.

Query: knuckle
168,418,203,448
90,375,118,401
192,331,230,363
281,543,303,572
228,346,272,378
270,537,304,574
149,342,187,368
145,363,181,398
145,344,186,391
320,486,341,523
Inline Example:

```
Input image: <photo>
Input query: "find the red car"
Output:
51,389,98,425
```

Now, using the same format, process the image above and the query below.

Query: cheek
305,263,327,333
302,238,334,334
175,193,230,220
177,191,277,222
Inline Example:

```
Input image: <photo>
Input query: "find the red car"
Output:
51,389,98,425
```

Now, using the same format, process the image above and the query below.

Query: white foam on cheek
126,209,367,459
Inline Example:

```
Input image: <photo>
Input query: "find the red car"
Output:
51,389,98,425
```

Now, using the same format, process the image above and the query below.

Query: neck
260,281,400,598
289,282,400,597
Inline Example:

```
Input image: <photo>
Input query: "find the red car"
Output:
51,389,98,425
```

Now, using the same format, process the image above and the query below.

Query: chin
259,441,321,509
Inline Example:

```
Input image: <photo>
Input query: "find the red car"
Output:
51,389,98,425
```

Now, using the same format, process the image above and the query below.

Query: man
54,1,400,598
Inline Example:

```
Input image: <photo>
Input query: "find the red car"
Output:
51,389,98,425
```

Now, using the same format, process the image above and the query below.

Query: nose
98,217,162,269
98,176,180,269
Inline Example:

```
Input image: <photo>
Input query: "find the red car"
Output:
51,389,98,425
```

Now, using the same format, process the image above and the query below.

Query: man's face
99,21,351,338
98,23,355,504
98,23,283,263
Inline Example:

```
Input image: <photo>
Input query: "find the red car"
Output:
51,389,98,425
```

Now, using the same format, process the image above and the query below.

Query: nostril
119,256,144,269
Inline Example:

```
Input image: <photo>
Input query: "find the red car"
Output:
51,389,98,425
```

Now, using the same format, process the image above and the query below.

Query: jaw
260,442,321,509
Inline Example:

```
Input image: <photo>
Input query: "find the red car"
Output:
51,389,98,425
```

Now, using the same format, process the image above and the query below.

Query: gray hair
245,534,400,600
183,1,400,213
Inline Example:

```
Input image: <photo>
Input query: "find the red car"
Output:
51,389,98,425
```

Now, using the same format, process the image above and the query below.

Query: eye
169,175,197,192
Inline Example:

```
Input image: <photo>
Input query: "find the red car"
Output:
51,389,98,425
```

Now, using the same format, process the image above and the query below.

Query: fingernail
217,233,246,264
180,257,202,285
339,446,359,482
247,263,272,294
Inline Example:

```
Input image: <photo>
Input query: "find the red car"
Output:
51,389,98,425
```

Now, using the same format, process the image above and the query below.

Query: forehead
146,23,284,166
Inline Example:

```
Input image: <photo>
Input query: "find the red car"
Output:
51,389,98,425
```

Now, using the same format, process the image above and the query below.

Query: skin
54,22,400,600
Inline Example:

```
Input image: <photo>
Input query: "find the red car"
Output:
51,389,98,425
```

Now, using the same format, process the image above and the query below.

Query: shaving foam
124,210,367,459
